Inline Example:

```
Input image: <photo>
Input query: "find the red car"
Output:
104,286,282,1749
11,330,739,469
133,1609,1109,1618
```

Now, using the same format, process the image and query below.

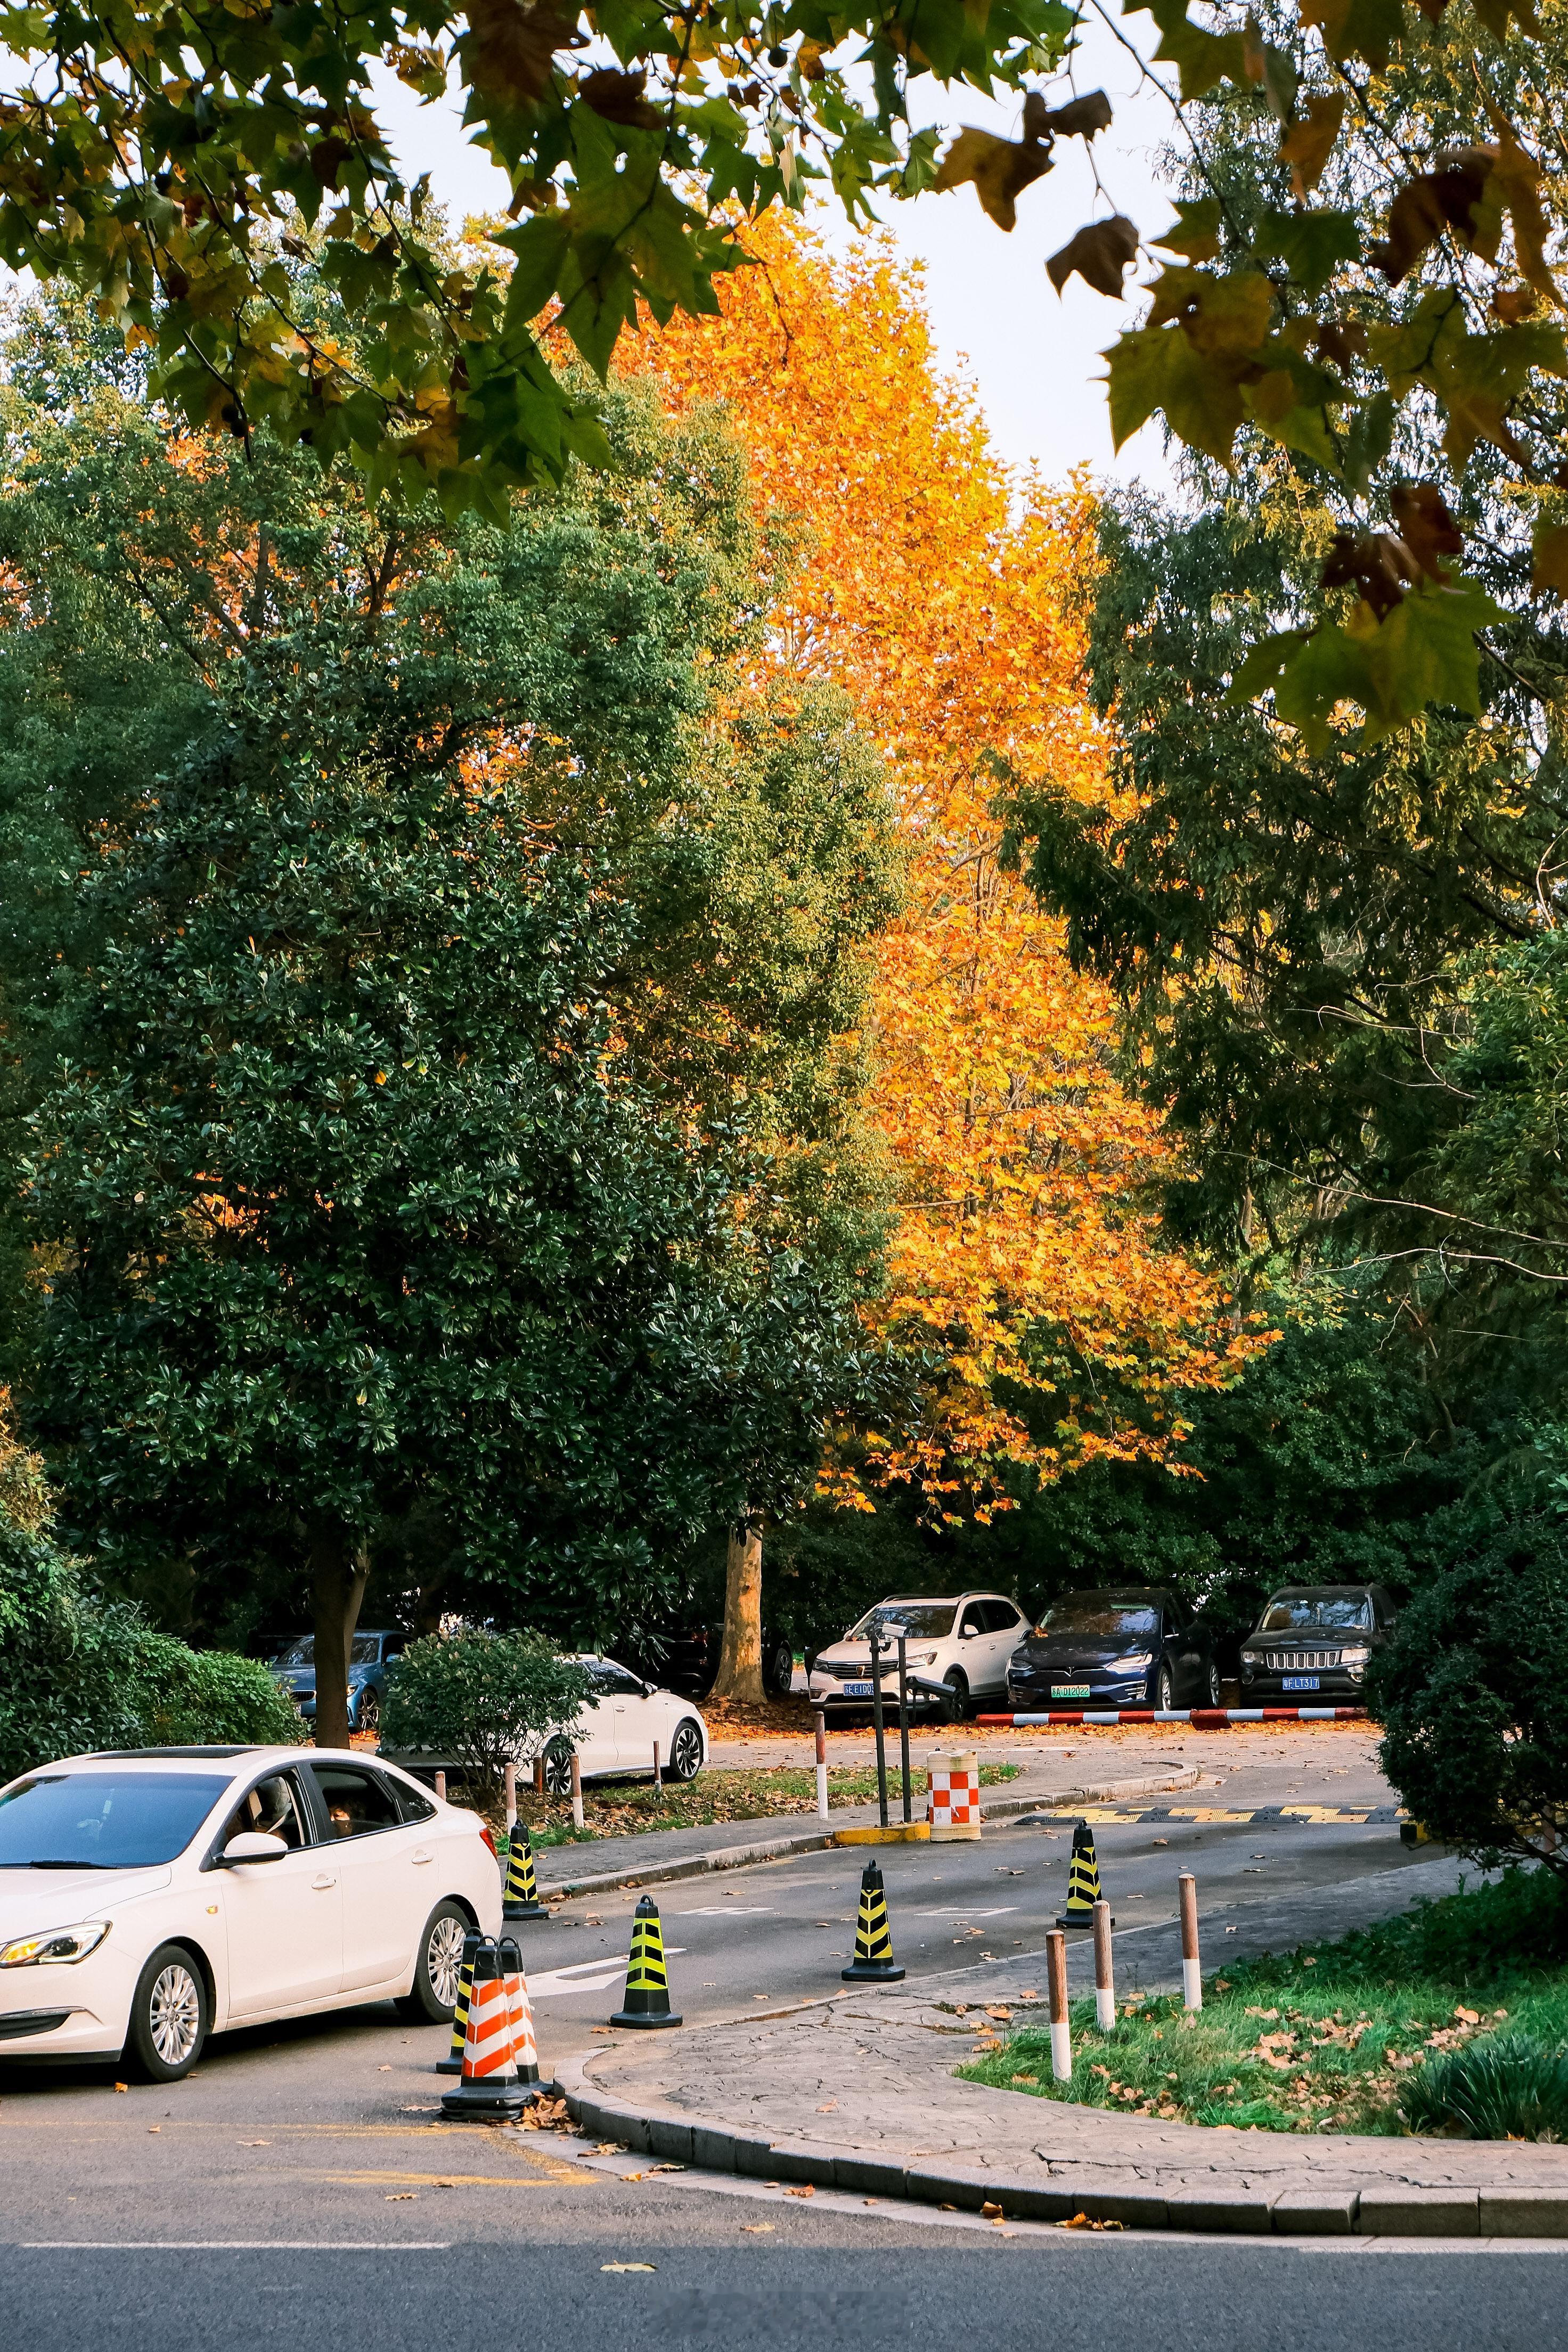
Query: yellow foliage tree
624,216,1267,1549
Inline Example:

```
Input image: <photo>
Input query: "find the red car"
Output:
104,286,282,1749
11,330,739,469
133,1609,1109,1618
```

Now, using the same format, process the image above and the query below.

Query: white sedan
531,1659,709,1793
0,1744,501,2081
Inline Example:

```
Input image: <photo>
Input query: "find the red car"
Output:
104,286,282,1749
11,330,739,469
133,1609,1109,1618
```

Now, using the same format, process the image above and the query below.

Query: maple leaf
1278,94,1345,199
932,128,1052,232
464,0,582,107
1048,217,1140,299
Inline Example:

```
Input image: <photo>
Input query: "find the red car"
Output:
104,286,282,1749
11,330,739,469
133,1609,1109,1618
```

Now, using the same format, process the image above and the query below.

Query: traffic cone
840,1859,905,1982
1057,1819,1113,1928
502,1820,549,1921
435,1928,483,2076
497,1932,542,2092
607,1894,682,2029
439,1937,528,2118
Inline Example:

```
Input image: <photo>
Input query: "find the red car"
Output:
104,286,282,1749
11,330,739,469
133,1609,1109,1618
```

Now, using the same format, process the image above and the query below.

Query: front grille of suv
1264,1649,1343,1670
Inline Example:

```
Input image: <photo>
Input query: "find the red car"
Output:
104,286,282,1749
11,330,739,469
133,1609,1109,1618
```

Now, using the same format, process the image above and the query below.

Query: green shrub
0,1514,302,1781
1369,1516,1568,1876
380,1630,594,1811
1400,2034,1568,2141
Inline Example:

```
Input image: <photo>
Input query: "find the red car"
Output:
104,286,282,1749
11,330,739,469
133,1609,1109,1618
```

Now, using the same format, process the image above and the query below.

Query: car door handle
411,1848,434,1865
312,1873,338,1890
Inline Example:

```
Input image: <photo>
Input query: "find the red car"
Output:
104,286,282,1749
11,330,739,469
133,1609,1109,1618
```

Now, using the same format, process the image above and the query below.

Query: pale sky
370,8,1186,500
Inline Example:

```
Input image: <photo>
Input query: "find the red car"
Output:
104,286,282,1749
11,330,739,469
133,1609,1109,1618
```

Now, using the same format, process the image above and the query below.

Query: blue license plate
842,1681,872,1697
1051,1685,1092,1699
1282,1675,1320,1692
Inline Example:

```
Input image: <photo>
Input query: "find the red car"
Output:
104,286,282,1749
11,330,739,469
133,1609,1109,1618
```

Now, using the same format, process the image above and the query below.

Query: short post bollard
894,1627,912,1824
533,1755,545,1798
570,1750,584,1832
1179,1872,1202,2011
1092,1899,1115,2031
653,1740,662,1791
868,1623,889,1828
503,1761,517,1832
434,1770,447,1803
1047,1928,1072,2082
813,1704,828,1822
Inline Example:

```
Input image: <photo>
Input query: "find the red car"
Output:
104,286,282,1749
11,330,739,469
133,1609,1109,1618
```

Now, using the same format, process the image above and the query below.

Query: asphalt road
2,1736,1542,2352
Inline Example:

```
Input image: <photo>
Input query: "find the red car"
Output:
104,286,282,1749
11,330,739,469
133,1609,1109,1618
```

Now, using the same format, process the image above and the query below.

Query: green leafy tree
379,1629,593,1810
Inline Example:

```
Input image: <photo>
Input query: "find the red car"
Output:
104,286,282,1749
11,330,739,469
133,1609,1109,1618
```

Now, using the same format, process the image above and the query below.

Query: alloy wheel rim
673,1727,700,1779
150,1964,201,2066
428,1915,466,2007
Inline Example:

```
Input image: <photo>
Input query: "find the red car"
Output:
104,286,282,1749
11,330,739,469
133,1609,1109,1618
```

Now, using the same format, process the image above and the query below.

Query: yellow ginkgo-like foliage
622,214,1267,1520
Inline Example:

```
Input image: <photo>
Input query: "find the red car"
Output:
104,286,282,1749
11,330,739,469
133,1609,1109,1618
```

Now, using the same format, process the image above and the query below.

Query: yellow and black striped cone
608,1894,682,2029
435,1928,483,2075
1057,1818,1113,1927
502,1820,549,1921
840,1859,905,1982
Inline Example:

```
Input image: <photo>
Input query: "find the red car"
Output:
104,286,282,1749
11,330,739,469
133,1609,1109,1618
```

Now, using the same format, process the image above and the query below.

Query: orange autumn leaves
622,218,1264,1517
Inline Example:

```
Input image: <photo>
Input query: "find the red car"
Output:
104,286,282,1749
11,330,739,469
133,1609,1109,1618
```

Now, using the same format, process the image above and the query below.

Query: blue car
270,1629,407,1735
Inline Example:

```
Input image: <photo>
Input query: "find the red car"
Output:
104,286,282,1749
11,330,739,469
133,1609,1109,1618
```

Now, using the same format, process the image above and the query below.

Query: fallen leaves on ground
784,2183,815,2199
1061,2212,1123,2230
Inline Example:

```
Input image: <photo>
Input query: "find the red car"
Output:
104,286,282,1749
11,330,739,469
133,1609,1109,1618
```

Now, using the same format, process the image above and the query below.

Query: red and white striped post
1092,1899,1115,2031
1179,1872,1202,2011
1047,1928,1072,2082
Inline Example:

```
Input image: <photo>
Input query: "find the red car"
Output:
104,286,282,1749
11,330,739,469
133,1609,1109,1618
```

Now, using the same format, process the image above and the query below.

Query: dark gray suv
1238,1584,1398,1702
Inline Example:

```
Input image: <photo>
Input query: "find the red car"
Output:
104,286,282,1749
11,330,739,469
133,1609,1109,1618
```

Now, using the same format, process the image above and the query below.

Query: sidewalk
557,1849,1568,2240
532,1760,1205,1900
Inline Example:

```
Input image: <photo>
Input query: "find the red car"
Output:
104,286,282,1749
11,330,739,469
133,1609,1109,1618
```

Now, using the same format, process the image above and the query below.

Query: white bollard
1092,1899,1115,2032
503,1760,517,1832
1179,1872,1202,2011
434,1770,446,1803
653,1740,662,1790
813,1705,828,1821
570,1750,584,1831
1047,1929,1072,2082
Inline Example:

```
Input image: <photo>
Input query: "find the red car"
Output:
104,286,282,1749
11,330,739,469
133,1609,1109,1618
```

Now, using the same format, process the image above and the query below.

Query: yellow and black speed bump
502,1821,550,1921
436,1928,483,2075
840,1858,906,1982
1057,1818,1113,1927
608,1894,682,2029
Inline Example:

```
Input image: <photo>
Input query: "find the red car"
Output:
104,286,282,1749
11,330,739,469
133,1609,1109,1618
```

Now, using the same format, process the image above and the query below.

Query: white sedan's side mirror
222,1832,288,1866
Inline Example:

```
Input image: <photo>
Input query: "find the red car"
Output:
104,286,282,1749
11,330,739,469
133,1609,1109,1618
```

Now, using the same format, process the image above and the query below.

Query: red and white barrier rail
977,1706,1366,1727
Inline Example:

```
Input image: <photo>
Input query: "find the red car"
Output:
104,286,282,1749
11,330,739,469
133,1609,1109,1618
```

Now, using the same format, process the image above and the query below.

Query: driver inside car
222,1777,303,1850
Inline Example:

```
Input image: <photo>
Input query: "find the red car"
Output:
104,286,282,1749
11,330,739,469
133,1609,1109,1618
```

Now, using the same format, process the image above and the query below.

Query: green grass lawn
959,1867,1568,2140
519,1760,1020,1845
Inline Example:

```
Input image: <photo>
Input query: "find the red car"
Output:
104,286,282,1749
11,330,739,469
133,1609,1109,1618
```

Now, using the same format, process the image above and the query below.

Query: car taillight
479,1823,497,1859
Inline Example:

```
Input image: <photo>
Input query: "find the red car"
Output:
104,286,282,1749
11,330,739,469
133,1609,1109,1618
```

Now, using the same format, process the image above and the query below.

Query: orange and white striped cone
439,1937,527,2119
497,1932,542,2093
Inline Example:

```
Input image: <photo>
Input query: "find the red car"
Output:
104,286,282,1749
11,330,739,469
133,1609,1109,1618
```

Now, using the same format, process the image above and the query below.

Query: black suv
1006,1588,1220,1712
1238,1584,1397,1702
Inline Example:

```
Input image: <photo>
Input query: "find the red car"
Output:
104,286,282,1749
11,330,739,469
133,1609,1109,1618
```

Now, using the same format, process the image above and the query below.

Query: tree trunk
707,1519,765,1704
311,1527,370,1749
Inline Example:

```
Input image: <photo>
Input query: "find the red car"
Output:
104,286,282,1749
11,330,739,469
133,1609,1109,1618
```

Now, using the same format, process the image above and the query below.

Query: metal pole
504,1761,517,1832
653,1740,662,1791
1047,1929,1072,2081
533,1755,545,1798
868,1624,889,1828
1179,1873,1202,2011
895,1630,912,1824
1092,1899,1115,2031
570,1750,584,1831
813,1704,829,1820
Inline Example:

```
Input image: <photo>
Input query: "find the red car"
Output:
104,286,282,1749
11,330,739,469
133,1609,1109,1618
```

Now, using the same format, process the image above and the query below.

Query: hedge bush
380,1629,594,1811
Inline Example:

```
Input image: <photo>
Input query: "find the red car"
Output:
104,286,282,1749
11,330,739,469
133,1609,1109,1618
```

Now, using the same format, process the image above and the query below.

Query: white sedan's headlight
1,1922,111,1968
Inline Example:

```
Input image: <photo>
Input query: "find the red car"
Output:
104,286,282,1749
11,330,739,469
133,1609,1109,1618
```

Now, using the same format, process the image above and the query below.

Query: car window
1039,1598,1161,1637
590,1664,645,1698
308,1765,404,1841
848,1602,957,1640
387,1775,437,1825
275,1637,315,1668
0,1770,237,1868
959,1603,986,1636
1260,1594,1374,1634
220,1771,309,1853
982,1600,1023,1633
384,1638,406,1662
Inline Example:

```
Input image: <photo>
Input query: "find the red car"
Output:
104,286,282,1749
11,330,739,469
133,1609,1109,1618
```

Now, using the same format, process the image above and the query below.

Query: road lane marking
677,1906,773,1916
17,2242,454,2251
915,1908,1018,1918
1019,1807,1402,1825
526,1948,687,1998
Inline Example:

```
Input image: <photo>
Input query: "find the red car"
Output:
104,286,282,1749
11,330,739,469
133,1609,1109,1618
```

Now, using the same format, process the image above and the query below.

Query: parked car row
807,1580,1399,1718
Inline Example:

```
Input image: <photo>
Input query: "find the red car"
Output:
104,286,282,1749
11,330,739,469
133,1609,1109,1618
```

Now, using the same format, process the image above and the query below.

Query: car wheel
356,1689,381,1736
668,1719,704,1783
940,1669,970,1726
396,1901,470,2023
1155,1663,1175,1712
1205,1660,1222,1708
125,1943,209,2083
542,1735,575,1799
761,1637,795,1699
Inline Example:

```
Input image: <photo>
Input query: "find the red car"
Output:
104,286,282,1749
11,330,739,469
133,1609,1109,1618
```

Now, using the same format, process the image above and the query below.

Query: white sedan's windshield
0,1773,234,1868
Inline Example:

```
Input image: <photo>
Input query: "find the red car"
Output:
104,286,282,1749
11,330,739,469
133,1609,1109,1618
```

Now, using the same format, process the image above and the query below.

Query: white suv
807,1593,1029,1722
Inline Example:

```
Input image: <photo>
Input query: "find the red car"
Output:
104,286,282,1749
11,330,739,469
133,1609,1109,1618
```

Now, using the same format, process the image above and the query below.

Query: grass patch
959,1867,1568,2139
513,1761,1020,1846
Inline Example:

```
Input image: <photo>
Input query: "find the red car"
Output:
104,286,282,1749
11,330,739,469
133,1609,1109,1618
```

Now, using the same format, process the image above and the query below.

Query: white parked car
530,1658,708,1793
0,1744,501,2081
807,1593,1030,1722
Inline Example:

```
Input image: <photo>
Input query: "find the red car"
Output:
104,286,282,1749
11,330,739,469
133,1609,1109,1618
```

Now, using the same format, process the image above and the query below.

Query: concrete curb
534,1769,1203,1900
979,1709,1367,1728
552,2051,1568,2240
